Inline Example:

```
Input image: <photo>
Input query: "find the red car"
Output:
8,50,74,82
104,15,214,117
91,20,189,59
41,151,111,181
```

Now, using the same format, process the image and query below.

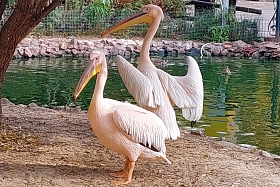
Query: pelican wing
117,55,156,108
112,103,168,153
157,69,193,107
173,75,204,121
156,56,204,121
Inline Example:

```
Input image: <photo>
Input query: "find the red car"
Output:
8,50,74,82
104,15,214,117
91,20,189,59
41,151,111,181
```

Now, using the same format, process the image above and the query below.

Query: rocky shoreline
14,37,280,59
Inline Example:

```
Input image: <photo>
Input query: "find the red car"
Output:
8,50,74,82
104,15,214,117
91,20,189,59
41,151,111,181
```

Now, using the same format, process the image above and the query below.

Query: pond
3,55,280,155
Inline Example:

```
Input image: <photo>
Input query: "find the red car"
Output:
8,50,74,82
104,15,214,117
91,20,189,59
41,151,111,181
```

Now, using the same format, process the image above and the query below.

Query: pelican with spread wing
102,4,204,140
74,51,171,185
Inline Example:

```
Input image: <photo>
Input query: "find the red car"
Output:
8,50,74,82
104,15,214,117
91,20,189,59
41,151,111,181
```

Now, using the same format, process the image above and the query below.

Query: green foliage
30,3,262,43
7,0,16,9
115,1,144,11
188,8,221,41
225,7,237,23
112,0,185,13
67,0,83,9
208,25,229,42
43,9,64,30
85,0,112,26
161,0,185,12
229,19,259,42
187,7,259,42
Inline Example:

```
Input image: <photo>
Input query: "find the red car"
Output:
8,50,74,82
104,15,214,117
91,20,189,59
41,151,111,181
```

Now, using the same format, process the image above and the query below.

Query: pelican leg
112,160,135,185
190,121,196,128
109,157,129,178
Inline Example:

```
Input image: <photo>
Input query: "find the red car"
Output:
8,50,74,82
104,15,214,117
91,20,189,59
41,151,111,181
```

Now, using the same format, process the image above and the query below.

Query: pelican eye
142,7,149,12
90,57,98,63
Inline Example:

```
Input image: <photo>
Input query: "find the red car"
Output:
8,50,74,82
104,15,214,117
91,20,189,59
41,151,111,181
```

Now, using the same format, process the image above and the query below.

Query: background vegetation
3,0,265,43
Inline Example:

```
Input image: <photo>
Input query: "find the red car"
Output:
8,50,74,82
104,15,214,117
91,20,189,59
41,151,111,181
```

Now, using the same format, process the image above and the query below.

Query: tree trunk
0,0,63,126
0,44,15,126
0,0,9,125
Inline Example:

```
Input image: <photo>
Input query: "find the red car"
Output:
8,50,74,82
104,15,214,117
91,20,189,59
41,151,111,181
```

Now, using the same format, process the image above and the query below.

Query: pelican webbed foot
109,157,129,178
110,157,135,185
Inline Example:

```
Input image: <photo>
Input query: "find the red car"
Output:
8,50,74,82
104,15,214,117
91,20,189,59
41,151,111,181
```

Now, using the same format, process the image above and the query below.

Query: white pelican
101,4,204,139
74,51,171,185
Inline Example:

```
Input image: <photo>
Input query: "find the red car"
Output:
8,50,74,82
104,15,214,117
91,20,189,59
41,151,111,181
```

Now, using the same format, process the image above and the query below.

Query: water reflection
3,55,280,155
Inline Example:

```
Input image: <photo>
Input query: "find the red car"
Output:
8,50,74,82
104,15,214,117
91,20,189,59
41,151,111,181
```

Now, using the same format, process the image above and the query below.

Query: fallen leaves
0,124,40,152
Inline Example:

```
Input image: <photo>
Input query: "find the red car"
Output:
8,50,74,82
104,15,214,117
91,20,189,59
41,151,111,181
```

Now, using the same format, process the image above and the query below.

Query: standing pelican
74,51,171,185
102,4,204,140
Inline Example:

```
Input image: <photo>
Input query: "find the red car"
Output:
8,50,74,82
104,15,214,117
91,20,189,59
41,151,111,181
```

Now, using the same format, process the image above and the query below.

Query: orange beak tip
74,95,77,100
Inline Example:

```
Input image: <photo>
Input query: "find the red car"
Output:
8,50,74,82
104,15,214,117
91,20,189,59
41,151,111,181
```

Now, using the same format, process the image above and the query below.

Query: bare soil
1,102,280,187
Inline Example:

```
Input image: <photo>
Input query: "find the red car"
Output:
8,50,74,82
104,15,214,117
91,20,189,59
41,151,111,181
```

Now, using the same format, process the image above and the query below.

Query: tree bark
0,0,63,126
0,0,9,125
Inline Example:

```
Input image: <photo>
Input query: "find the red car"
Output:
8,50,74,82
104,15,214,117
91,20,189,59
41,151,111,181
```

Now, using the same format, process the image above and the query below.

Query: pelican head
101,4,163,36
74,51,105,99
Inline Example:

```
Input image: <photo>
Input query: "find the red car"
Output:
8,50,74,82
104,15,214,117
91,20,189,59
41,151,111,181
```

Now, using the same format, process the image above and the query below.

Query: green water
3,55,280,155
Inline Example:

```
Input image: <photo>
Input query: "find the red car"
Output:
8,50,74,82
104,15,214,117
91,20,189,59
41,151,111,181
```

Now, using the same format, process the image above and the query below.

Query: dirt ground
1,100,280,187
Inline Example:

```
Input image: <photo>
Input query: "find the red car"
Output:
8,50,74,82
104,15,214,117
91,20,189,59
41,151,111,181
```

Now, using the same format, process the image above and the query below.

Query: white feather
112,103,168,154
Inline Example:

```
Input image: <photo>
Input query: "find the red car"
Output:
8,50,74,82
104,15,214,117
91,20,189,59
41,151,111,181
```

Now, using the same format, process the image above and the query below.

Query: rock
149,47,158,54
30,39,39,48
134,49,140,54
60,41,67,50
222,41,232,49
212,46,223,56
39,47,47,56
202,50,212,57
95,43,104,48
125,45,134,52
123,51,130,57
221,49,228,56
71,49,78,56
134,39,143,46
28,102,38,108
118,50,125,56
232,40,247,48
30,47,40,57
24,48,33,58
18,47,25,56
20,38,32,47
264,42,279,49
178,47,186,54
194,41,204,49
251,51,261,59
108,40,117,46
18,104,27,108
13,50,21,59
48,41,59,48
259,150,273,158
46,47,53,53
70,37,78,46
165,46,174,53
74,106,81,113
1,98,14,106
65,49,72,54
13,37,280,59
110,47,120,56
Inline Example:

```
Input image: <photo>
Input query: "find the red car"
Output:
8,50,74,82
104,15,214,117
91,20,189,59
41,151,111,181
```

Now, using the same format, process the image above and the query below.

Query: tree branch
0,0,9,19
36,0,63,21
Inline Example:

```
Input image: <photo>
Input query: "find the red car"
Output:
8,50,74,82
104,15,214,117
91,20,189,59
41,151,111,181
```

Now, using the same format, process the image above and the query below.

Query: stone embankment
14,37,280,59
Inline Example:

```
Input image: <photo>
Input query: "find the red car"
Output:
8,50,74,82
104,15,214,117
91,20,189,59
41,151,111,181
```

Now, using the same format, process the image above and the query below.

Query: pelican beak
74,56,102,100
101,10,153,36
